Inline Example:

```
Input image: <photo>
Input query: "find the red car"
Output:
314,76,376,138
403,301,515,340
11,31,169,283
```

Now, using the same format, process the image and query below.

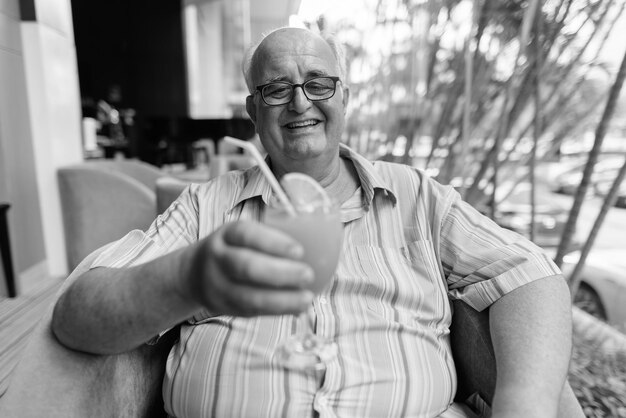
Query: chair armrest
450,299,496,405
0,246,175,418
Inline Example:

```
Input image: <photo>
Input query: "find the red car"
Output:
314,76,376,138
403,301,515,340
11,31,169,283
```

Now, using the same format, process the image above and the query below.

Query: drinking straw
223,136,297,216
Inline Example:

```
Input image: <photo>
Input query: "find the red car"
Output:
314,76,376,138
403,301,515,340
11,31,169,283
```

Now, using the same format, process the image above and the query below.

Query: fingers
190,221,316,317
222,221,304,259
219,222,314,289
222,248,314,288
213,282,313,317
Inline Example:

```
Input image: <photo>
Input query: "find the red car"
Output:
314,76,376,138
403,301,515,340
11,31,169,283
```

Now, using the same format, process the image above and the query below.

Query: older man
53,27,576,417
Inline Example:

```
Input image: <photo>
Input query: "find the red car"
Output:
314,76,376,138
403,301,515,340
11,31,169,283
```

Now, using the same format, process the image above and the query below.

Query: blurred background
1,0,626,413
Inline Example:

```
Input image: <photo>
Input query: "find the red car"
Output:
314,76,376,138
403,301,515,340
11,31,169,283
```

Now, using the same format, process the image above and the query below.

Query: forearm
52,246,203,355
489,275,572,418
52,221,314,355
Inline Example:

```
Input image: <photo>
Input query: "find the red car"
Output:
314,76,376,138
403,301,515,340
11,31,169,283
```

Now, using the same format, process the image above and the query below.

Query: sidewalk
572,306,626,351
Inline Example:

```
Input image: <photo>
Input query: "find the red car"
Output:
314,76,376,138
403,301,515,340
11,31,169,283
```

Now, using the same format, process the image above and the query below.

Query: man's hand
52,221,316,354
183,221,315,317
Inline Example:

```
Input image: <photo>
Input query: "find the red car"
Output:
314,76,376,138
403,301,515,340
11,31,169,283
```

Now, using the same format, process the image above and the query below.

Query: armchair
0,245,583,417
58,160,167,271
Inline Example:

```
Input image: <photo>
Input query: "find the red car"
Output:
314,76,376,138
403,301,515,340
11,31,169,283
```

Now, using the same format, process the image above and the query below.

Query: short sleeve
439,189,562,311
91,184,200,269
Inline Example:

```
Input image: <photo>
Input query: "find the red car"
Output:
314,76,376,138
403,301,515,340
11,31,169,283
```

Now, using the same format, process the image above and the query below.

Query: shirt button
319,297,328,304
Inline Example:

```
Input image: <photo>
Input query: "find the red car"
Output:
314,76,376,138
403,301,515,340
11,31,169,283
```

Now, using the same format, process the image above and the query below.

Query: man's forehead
251,29,337,81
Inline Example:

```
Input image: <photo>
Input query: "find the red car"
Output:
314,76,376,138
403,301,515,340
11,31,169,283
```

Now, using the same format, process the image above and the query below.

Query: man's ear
246,95,257,124
342,86,350,114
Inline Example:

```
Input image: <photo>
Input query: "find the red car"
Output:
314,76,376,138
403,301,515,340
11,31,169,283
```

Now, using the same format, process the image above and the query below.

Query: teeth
287,120,318,129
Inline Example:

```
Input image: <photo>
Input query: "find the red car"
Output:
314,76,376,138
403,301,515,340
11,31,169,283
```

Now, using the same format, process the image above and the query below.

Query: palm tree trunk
465,0,541,208
569,155,626,298
554,47,626,268
489,89,606,204
530,0,544,242
541,0,622,113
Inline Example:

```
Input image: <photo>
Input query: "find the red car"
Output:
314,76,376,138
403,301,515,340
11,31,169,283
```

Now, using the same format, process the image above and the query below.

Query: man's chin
283,137,326,158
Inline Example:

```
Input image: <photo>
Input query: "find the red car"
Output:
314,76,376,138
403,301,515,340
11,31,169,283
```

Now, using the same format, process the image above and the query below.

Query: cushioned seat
57,160,166,270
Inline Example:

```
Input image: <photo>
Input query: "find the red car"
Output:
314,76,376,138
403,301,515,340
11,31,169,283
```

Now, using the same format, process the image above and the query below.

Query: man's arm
488,275,572,418
52,221,314,354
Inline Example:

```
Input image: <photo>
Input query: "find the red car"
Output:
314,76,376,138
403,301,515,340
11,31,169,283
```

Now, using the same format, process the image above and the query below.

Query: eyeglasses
254,76,341,106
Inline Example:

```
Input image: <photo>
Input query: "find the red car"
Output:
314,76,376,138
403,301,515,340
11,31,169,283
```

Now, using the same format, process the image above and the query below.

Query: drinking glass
264,197,343,371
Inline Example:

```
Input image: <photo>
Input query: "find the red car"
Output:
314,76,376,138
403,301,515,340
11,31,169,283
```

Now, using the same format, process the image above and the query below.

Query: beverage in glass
264,197,342,370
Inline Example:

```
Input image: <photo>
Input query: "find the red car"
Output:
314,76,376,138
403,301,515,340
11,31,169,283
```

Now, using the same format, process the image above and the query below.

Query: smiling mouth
284,119,320,129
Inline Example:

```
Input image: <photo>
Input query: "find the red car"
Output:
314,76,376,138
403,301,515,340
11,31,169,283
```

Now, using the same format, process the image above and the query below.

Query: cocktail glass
264,197,342,371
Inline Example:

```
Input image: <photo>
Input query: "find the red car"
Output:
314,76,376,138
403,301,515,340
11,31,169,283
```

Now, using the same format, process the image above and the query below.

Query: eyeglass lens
262,77,337,105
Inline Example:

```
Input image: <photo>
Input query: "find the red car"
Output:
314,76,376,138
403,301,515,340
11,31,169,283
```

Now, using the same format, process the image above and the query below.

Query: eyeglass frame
252,76,342,106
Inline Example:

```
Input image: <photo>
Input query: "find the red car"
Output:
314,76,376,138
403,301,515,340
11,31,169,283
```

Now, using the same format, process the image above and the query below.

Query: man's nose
288,86,311,112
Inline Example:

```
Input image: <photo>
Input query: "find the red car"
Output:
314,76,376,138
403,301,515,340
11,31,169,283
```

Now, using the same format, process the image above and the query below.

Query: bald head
242,28,347,94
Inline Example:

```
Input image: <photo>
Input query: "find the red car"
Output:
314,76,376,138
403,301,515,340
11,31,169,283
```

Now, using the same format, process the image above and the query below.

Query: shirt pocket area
344,241,450,331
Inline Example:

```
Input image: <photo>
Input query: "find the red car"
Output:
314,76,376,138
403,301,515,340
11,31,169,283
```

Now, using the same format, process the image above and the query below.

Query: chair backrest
155,176,189,214
82,159,165,190
58,162,161,270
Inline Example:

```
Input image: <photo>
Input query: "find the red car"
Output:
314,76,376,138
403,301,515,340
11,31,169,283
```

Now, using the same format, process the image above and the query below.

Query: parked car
553,157,622,195
562,249,626,332
489,182,577,249
554,169,585,195
594,177,626,208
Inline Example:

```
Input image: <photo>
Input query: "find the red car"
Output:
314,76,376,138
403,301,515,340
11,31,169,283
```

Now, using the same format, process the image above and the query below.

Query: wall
20,0,83,282
0,0,82,296
182,0,253,119
183,0,226,118
0,0,46,296
250,0,301,43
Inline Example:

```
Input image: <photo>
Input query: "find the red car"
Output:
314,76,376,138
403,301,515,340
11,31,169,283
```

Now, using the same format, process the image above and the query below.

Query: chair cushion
0,245,176,418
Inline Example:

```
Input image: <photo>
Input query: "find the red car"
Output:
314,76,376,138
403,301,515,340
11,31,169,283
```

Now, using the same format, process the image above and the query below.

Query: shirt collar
229,144,398,211
338,144,397,208
233,164,273,208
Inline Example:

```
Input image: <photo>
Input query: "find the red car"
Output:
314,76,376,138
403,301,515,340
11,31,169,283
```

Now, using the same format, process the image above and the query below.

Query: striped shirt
93,145,561,418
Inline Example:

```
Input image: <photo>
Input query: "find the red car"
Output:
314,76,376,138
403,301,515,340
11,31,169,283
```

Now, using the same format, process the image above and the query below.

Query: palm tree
554,47,626,269
463,0,619,201
569,154,626,298
324,0,621,205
